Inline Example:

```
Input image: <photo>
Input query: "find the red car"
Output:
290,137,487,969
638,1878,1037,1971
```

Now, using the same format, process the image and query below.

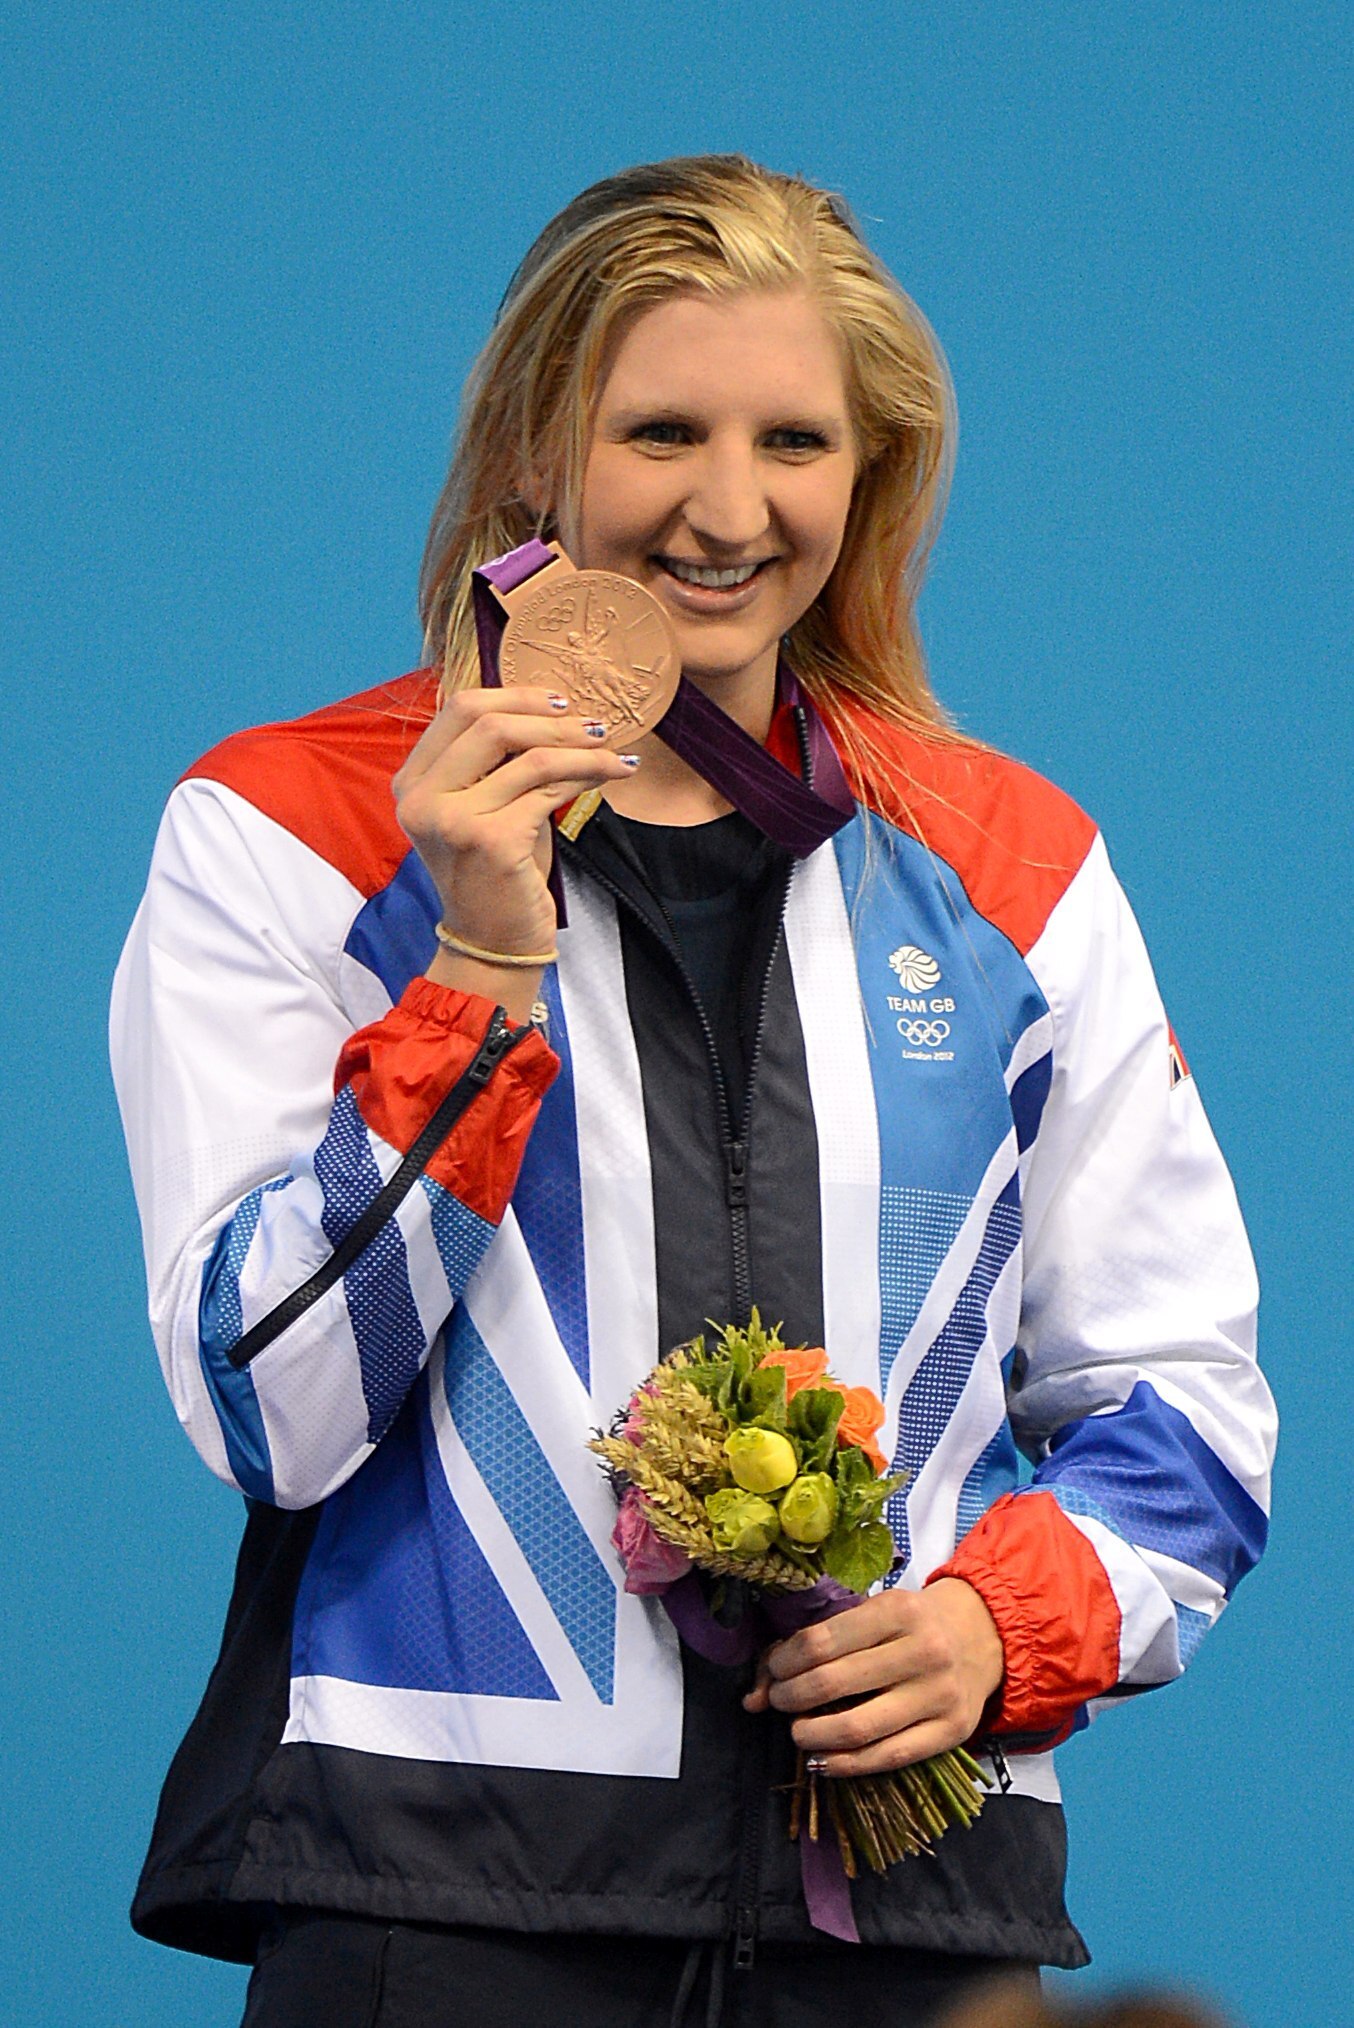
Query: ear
516,469,551,523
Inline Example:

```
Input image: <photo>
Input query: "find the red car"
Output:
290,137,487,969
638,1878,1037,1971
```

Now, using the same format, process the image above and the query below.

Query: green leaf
788,1387,845,1473
711,1343,753,1420
856,1475,903,1525
745,1363,789,1430
832,1447,906,1529
830,1444,876,1527
820,1519,894,1594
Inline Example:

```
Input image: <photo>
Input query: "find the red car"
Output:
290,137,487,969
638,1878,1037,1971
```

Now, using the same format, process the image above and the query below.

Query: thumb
742,1657,774,1713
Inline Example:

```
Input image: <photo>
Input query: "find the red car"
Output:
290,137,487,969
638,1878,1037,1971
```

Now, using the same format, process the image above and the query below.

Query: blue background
3,5,1349,2023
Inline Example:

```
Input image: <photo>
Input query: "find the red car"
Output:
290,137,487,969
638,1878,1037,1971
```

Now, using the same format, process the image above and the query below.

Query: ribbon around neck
469,541,857,892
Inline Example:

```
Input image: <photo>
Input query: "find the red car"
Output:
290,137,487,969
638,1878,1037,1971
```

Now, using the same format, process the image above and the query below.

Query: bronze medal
498,566,681,748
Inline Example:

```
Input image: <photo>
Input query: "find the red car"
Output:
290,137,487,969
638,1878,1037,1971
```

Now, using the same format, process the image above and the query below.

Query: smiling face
573,288,857,723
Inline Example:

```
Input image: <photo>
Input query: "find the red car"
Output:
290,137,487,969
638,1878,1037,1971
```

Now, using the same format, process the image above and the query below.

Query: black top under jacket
130,810,1087,1972
609,805,781,1105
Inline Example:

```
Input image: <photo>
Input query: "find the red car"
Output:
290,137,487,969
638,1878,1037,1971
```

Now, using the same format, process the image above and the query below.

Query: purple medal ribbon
652,668,855,859
471,537,560,692
471,542,857,924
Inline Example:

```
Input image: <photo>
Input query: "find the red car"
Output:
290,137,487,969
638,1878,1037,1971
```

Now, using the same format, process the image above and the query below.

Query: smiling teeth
664,559,762,589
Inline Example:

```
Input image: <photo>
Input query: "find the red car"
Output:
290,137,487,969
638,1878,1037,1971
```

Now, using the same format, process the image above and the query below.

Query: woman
111,157,1273,2027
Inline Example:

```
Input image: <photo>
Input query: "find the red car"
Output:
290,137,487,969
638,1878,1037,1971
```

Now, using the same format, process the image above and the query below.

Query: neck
602,648,777,825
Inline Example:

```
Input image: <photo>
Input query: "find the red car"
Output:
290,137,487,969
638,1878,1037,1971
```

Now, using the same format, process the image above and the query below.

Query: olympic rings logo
897,1019,952,1048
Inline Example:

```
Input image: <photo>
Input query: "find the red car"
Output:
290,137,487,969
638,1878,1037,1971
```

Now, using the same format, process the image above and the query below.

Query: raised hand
394,687,639,1016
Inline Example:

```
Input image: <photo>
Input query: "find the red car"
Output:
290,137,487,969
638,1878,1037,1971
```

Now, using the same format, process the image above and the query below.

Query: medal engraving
499,569,680,745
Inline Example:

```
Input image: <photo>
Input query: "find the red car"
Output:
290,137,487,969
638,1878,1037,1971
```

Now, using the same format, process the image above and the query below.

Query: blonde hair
418,154,966,776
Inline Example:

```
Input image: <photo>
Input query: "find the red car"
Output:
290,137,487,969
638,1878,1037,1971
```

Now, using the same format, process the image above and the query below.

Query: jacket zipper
716,923,783,1970
731,1701,771,1971
570,846,794,1968
571,855,791,1324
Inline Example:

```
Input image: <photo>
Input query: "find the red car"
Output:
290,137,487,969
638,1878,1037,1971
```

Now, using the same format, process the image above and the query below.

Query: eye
764,426,833,455
628,419,691,448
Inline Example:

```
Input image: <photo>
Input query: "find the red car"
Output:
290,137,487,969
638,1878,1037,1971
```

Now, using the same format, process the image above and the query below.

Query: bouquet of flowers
589,1313,989,1906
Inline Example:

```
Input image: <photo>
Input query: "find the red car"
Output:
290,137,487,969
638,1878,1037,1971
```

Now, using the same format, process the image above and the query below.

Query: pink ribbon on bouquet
660,1572,863,1944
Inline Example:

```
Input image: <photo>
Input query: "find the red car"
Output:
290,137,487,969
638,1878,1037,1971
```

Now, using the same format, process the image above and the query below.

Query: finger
408,707,613,798
788,1681,944,1758
766,1638,922,1715
431,711,617,794
741,1659,774,1714
396,686,576,786
457,745,638,817
803,1715,969,1780
426,772,638,870
398,749,637,860
765,1593,918,1682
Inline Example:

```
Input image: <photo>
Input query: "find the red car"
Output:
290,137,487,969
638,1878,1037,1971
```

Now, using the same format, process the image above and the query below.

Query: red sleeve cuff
927,1489,1122,1743
335,980,558,1224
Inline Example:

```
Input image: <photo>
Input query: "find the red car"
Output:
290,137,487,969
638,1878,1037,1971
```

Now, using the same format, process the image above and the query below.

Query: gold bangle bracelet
434,922,557,969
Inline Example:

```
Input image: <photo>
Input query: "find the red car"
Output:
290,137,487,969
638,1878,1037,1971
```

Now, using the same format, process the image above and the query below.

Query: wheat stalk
589,1437,710,1530
632,1401,728,1486
649,1368,729,1436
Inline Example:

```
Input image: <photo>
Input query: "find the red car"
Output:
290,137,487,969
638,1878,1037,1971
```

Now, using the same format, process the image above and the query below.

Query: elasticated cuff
336,982,558,1224
927,1489,1122,1741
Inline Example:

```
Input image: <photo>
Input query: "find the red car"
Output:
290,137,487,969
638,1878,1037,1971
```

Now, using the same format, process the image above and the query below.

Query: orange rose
756,1345,829,1401
836,1385,889,1476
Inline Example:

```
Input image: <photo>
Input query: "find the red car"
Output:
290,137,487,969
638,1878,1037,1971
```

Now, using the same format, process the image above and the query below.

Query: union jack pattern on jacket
111,672,1272,1888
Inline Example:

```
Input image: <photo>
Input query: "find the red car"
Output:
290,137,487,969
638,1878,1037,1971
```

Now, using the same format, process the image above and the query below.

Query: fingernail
547,693,569,711
805,1755,829,1776
620,754,641,769
583,720,607,740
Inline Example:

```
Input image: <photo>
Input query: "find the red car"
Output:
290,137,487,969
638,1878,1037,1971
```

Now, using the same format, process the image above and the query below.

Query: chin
672,633,781,679
679,656,771,688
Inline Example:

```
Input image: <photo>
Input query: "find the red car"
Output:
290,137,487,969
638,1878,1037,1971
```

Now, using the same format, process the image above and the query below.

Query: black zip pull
227,1005,531,1370
724,1139,749,1208
987,1741,1013,1793
731,1902,758,1973
466,1008,518,1085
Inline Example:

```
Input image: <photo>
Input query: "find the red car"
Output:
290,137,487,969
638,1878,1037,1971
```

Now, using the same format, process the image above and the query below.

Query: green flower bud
705,1488,781,1557
777,1473,839,1546
723,1426,798,1495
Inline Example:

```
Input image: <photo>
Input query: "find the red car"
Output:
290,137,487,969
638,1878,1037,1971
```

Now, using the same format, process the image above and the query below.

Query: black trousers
240,1913,1037,2028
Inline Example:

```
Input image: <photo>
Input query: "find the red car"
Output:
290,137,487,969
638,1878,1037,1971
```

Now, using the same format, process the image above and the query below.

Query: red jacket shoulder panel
825,700,1098,956
180,670,439,899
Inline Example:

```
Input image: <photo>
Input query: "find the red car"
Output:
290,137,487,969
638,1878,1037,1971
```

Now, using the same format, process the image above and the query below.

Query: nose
682,433,772,552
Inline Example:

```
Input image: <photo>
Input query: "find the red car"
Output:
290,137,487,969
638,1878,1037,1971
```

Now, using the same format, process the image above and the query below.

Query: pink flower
621,1383,658,1443
611,1487,693,1595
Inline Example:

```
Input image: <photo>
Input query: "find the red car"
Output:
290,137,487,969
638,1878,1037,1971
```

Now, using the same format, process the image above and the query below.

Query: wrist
426,947,545,1024
925,1575,1006,1707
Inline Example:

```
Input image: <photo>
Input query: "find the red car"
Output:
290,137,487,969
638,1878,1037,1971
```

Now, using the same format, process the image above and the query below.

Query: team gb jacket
110,671,1274,1969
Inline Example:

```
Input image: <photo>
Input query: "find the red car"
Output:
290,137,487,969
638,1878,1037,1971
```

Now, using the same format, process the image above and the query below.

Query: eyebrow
602,405,849,437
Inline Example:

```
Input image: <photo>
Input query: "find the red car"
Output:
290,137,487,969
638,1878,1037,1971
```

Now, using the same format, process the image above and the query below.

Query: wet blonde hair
419,153,964,767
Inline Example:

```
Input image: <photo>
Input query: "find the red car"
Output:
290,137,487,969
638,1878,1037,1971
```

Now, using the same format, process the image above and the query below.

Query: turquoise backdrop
3,6,1349,2025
